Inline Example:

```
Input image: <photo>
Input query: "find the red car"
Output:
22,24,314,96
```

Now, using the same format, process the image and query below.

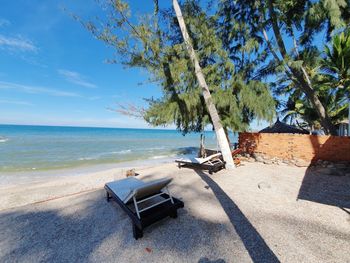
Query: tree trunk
172,0,235,169
224,127,231,146
267,0,337,135
300,82,337,135
348,98,350,136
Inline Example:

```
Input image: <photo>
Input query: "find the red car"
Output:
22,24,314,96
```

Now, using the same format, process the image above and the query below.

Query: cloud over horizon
0,34,37,52
0,98,33,106
58,69,97,88
0,81,80,97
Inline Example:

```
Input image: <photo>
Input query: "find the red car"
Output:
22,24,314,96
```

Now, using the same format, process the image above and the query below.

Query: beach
1,161,349,263
2,0,349,261
0,161,170,210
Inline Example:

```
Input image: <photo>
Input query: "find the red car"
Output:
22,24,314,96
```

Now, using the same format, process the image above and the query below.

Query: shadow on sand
0,168,283,263
195,170,280,263
0,179,268,263
297,136,350,209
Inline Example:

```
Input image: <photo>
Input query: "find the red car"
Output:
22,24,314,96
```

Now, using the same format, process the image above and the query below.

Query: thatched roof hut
259,119,309,134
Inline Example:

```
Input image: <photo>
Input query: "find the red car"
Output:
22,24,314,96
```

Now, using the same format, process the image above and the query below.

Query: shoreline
0,159,178,211
0,125,232,176
0,155,180,188
0,150,186,174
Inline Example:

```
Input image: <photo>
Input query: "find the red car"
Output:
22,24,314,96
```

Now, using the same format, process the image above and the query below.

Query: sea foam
78,150,132,161
112,149,132,154
0,137,8,143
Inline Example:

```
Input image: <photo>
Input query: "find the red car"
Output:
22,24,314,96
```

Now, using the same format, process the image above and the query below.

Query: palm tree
172,0,235,169
323,32,350,89
276,33,350,133
322,31,350,134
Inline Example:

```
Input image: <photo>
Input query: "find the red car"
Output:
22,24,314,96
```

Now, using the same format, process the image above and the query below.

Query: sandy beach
0,161,349,263
2,0,349,262
0,159,175,210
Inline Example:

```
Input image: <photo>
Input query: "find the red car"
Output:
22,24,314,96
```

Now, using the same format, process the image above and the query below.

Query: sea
0,124,238,174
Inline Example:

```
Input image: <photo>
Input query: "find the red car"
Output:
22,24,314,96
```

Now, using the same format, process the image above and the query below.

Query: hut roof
259,119,309,134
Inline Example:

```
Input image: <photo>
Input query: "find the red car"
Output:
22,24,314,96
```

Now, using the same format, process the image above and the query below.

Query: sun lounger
105,177,184,239
175,152,225,174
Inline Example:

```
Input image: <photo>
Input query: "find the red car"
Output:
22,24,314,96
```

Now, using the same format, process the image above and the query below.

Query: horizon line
0,123,178,130
0,123,250,133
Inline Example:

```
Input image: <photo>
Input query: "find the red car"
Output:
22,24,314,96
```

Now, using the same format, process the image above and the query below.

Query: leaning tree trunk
348,98,350,136
172,0,235,169
267,0,337,135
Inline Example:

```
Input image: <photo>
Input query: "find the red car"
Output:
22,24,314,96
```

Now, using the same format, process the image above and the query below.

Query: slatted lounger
175,152,225,174
105,177,184,239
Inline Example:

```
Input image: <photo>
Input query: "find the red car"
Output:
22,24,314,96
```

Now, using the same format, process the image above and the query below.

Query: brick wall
239,132,350,163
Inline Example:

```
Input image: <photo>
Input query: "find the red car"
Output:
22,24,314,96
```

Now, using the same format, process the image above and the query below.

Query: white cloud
0,18,10,27
88,96,101,101
58,69,97,88
0,99,33,106
0,34,37,52
0,81,80,97
19,55,48,68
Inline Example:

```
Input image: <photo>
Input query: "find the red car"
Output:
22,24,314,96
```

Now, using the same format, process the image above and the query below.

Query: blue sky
0,0,268,130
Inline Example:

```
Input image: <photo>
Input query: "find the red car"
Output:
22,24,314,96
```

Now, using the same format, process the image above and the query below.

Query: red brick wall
239,132,350,163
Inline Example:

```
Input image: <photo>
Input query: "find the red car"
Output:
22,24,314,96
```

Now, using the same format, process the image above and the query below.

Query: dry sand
0,162,349,263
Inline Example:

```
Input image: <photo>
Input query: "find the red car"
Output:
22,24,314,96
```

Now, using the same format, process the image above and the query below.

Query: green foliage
323,31,350,89
81,0,349,134
220,0,348,133
82,0,275,133
280,31,350,128
321,31,350,122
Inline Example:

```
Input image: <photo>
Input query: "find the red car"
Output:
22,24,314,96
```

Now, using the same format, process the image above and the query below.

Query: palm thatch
259,119,310,134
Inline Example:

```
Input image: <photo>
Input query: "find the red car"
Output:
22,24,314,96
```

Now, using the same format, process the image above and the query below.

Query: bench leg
133,224,143,240
106,191,111,202
170,210,178,218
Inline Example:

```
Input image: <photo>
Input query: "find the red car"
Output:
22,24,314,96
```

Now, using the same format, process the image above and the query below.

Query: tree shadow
198,257,226,263
0,190,117,262
194,169,280,263
0,183,253,262
297,135,350,209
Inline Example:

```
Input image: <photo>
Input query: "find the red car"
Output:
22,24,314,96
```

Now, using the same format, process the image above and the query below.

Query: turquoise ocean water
0,124,237,173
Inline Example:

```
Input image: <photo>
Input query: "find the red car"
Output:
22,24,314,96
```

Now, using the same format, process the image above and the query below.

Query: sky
0,0,268,130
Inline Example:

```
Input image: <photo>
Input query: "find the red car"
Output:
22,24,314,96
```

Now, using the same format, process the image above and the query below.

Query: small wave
151,155,169,159
146,146,165,151
78,157,95,161
112,149,131,154
78,149,132,161
150,153,177,160
0,137,8,143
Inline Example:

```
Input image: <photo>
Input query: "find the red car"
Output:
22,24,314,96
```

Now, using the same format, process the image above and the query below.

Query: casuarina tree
78,0,276,169
172,0,234,168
